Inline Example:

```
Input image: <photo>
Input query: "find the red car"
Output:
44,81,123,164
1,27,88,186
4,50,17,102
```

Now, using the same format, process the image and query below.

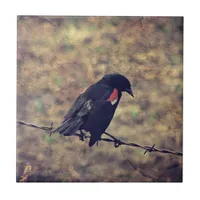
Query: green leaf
175,84,181,92
132,81,137,88
96,46,105,53
150,112,160,123
150,115,157,123
132,109,139,118
35,99,42,113
88,24,97,32
56,76,61,86
44,134,54,144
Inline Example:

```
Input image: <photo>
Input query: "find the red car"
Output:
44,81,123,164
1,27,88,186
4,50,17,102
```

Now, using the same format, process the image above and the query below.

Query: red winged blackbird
48,73,134,147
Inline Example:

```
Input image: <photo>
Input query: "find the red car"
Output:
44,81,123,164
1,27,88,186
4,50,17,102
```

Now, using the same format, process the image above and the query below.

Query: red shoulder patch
107,88,118,102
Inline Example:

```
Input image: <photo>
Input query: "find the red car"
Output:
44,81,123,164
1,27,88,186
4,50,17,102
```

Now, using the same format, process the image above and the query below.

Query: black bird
48,73,134,147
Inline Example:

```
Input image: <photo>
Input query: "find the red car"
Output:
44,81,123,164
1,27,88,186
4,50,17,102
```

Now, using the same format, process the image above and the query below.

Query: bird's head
102,73,134,97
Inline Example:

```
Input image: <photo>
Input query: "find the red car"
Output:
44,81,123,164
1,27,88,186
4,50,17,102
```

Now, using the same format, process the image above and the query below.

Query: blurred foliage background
17,16,183,182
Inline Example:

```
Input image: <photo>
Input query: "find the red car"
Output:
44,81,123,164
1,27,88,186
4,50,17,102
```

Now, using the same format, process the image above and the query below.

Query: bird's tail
47,117,83,136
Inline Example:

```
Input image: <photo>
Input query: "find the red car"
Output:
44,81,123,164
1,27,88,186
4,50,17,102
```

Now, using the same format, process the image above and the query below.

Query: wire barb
144,144,155,155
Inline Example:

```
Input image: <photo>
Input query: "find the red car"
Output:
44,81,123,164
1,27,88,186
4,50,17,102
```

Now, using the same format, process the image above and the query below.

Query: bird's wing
62,83,111,123
62,93,85,123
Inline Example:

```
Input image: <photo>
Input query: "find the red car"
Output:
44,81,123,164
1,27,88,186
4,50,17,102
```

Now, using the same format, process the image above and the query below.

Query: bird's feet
114,140,122,148
79,131,86,141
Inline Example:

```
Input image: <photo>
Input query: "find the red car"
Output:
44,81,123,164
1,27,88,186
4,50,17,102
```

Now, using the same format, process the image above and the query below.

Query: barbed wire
17,120,54,131
17,120,183,156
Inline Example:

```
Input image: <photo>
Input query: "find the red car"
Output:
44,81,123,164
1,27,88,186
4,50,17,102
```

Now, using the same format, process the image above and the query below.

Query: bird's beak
125,88,134,98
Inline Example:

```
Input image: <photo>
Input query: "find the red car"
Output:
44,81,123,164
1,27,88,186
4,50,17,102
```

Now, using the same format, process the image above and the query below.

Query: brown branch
120,149,156,181
16,120,182,156
139,19,151,49
118,16,144,43
36,16,57,26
